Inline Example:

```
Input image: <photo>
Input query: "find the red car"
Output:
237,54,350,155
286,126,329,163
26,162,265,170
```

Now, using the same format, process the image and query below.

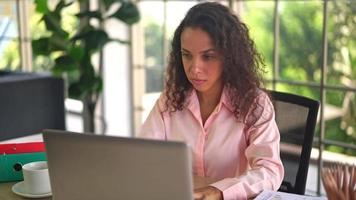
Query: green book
0,152,47,182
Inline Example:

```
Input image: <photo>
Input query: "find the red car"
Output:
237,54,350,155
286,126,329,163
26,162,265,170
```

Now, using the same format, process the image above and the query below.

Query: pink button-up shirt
138,88,284,200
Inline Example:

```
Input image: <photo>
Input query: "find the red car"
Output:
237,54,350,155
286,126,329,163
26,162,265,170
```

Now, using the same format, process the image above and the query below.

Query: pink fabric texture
138,88,284,200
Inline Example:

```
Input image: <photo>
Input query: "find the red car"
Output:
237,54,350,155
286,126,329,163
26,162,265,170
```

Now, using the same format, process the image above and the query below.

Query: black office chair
0,71,66,141
270,90,319,195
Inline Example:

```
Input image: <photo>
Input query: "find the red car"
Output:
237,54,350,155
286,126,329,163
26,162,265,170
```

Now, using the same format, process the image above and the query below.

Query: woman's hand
194,186,223,200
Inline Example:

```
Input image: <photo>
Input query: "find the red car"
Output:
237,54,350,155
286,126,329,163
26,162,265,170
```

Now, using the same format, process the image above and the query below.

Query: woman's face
180,27,223,96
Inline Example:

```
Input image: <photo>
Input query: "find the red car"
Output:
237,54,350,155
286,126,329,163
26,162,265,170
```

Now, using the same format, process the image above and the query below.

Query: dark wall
0,71,66,141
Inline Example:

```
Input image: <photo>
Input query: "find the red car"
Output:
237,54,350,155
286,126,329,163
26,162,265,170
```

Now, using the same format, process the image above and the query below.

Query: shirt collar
185,86,235,114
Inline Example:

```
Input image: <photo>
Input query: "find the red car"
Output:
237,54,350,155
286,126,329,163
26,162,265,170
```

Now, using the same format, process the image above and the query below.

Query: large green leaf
32,38,51,55
102,0,124,10
85,30,110,51
32,36,67,55
43,13,69,38
49,34,70,51
72,28,111,52
78,69,97,97
54,0,74,13
68,45,85,62
68,62,97,99
34,0,49,14
54,55,77,72
109,2,140,25
68,82,82,99
66,68,81,84
76,10,103,21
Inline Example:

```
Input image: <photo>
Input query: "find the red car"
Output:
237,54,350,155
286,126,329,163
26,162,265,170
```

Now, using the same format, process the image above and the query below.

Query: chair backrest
270,90,319,195
0,71,66,141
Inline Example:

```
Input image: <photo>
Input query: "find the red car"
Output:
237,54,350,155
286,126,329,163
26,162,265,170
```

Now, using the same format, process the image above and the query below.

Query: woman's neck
197,90,221,107
196,84,224,125
196,83,223,106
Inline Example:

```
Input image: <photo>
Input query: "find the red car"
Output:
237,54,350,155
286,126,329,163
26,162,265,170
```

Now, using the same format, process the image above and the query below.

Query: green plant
32,0,140,132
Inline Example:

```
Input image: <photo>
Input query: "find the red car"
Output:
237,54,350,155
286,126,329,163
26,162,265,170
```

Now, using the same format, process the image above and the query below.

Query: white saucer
12,181,52,198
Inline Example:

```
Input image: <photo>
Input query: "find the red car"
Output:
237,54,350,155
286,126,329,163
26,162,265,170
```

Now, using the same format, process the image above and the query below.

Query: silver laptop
43,129,193,200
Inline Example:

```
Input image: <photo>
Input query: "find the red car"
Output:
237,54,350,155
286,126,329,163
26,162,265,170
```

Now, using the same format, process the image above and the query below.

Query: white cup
22,161,51,195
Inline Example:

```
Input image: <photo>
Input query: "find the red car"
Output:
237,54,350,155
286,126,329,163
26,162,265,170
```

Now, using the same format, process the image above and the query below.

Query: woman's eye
203,54,215,60
182,53,192,59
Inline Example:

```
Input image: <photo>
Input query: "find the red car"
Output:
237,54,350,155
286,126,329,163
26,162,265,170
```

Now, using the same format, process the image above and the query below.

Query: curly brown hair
164,2,266,122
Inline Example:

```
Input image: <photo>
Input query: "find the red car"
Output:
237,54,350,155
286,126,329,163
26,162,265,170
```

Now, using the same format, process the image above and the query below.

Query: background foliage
31,0,140,132
245,1,356,155
142,1,356,155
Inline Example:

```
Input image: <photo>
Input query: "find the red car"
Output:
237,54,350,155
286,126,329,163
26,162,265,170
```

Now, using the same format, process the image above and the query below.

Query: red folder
0,142,46,182
0,142,45,154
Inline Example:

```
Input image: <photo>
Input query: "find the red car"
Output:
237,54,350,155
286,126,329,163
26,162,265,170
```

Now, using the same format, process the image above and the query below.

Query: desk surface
1,134,47,200
0,182,50,200
0,134,43,144
0,135,216,199
0,176,215,200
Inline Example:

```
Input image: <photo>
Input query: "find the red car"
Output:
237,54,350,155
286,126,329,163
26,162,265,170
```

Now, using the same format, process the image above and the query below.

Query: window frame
133,0,356,195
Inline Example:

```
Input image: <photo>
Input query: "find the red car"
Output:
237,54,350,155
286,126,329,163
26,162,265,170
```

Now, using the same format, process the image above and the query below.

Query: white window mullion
17,0,32,72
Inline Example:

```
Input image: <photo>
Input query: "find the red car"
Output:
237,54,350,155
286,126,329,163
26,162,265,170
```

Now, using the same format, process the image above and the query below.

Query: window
0,0,20,70
133,0,356,195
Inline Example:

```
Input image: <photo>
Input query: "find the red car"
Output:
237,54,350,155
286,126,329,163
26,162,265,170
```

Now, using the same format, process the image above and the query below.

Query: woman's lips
191,79,206,86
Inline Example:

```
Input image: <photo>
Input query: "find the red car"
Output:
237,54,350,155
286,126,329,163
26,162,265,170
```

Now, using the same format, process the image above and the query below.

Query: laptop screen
43,129,193,200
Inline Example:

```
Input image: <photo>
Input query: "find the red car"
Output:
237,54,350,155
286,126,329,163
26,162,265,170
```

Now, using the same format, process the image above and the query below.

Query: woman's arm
209,93,284,200
137,97,166,140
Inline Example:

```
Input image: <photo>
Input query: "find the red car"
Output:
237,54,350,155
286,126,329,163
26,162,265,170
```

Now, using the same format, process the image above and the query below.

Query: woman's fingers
194,192,205,200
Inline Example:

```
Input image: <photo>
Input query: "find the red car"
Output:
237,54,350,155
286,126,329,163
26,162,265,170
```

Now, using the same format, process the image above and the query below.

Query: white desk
0,176,215,200
0,134,43,144
0,135,216,199
0,182,50,200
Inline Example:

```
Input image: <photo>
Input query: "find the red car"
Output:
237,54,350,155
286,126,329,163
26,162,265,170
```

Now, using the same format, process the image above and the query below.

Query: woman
139,2,284,200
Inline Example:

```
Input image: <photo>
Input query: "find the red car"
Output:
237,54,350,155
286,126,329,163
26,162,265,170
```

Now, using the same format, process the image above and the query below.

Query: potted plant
32,0,140,133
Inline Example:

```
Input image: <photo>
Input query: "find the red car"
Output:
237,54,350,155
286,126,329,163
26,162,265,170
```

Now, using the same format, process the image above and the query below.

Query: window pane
325,90,356,156
241,1,275,80
326,1,356,88
0,39,19,70
140,1,164,68
275,83,320,101
0,1,17,38
279,1,323,83
140,1,165,93
166,1,198,41
0,1,19,70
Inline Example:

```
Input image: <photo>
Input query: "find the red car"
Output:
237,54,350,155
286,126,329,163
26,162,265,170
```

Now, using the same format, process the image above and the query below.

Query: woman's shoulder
253,89,274,111
244,89,274,126
155,92,167,112
255,88,271,100
156,89,194,112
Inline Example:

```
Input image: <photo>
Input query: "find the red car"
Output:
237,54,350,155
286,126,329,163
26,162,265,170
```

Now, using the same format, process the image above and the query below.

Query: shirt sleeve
137,96,166,140
210,93,284,200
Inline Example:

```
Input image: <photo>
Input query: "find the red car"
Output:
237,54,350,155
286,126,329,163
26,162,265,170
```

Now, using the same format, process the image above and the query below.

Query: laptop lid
43,129,193,200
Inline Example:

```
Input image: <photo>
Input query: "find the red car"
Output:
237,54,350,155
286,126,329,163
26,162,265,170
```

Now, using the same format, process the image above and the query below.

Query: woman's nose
190,58,203,74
